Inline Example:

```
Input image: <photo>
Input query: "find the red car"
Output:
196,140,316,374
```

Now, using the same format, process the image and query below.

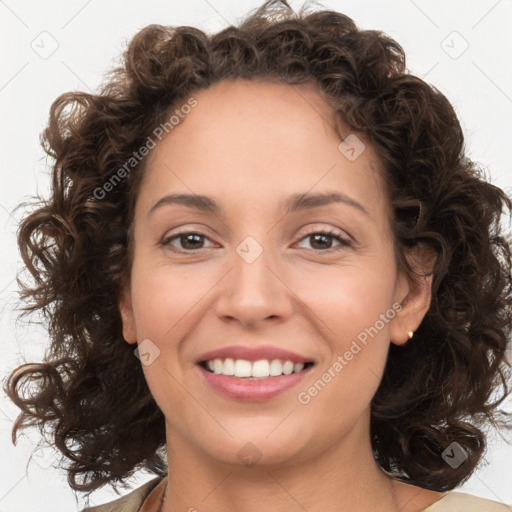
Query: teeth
269,359,282,376
252,359,270,378
214,359,223,374
223,358,235,376
283,361,294,375
204,358,308,378
234,359,252,377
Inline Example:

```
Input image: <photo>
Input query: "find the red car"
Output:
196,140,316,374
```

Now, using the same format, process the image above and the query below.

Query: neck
160,411,401,512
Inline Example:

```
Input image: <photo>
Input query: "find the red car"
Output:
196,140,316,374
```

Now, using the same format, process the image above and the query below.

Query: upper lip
196,345,314,364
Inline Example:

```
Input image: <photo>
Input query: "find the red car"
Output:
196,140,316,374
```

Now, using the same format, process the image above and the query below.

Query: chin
195,426,311,468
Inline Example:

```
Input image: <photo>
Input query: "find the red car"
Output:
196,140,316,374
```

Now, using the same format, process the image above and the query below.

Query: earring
408,331,414,339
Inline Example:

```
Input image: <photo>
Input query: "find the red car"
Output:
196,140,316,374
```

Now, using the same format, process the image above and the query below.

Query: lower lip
198,364,314,401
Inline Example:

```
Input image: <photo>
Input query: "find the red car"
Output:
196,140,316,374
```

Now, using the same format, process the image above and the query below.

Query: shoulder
80,477,164,512
422,491,512,511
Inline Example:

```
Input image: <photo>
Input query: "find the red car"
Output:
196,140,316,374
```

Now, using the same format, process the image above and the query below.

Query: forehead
138,79,389,222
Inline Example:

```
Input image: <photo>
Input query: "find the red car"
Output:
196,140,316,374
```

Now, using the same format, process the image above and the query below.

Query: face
119,79,431,469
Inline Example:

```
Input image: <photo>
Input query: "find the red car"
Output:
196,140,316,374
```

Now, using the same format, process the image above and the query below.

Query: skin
119,79,447,512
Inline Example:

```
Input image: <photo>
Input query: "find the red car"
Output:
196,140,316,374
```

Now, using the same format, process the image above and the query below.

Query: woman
5,1,512,511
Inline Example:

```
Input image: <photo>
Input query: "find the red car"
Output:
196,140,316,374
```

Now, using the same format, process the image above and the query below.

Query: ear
118,283,137,344
389,243,437,346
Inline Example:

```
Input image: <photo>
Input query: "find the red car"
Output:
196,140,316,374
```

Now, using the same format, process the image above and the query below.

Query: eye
161,231,215,252
295,229,352,253
160,228,352,254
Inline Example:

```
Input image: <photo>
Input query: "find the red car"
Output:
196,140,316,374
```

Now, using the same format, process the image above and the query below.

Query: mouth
198,358,315,379
196,358,316,401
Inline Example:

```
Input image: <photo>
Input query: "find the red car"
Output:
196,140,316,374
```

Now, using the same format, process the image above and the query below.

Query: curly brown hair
5,0,512,496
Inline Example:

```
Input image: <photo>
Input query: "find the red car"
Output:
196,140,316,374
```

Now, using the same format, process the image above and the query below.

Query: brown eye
162,232,214,251
296,229,352,252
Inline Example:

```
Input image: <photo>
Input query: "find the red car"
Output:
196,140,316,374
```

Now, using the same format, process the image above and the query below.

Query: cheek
128,261,219,406
294,260,397,339
293,261,396,394
129,265,199,412
294,275,394,439
130,259,212,340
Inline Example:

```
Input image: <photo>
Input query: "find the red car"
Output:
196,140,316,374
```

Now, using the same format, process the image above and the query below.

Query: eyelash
160,228,352,254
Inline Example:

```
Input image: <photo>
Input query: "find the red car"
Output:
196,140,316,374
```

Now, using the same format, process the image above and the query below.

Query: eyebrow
147,191,370,218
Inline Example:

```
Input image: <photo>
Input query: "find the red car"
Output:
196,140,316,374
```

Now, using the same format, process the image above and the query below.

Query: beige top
82,477,512,512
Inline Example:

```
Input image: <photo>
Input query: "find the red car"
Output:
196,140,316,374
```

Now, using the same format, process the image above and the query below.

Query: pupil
182,234,203,249
311,234,331,249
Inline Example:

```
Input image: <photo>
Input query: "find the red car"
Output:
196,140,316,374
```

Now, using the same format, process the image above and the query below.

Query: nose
213,239,295,328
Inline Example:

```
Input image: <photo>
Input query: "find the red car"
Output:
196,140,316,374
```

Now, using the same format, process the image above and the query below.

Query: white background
1,0,511,510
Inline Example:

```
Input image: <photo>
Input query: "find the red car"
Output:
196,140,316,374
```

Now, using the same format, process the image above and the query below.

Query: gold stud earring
408,331,414,339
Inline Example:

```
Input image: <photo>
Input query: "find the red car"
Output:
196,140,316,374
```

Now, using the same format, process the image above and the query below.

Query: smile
197,359,315,401
200,358,314,378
